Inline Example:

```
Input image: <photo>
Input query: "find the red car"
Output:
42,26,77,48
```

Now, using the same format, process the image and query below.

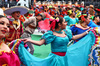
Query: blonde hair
88,9,95,15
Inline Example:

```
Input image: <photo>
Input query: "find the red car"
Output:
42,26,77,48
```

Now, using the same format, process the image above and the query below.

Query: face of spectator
97,17,99,22
72,11,75,17
72,7,75,12
12,11,20,20
55,13,58,18
85,6,89,10
36,15,42,21
95,16,100,22
82,10,87,14
88,9,95,15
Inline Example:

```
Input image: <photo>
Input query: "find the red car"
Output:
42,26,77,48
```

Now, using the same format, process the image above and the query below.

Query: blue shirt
70,25,89,43
88,20,98,27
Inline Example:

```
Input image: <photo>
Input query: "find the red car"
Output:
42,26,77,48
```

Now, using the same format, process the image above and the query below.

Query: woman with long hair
20,16,89,66
64,10,79,29
70,14,90,43
0,15,20,66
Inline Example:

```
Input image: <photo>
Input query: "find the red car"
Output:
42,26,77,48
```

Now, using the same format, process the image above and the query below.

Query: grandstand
37,0,100,6
0,0,100,8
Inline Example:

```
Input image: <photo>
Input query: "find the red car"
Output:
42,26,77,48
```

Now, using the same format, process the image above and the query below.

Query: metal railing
0,1,17,8
0,1,100,8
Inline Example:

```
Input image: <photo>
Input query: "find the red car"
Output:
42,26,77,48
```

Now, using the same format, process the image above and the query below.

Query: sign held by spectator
17,0,29,7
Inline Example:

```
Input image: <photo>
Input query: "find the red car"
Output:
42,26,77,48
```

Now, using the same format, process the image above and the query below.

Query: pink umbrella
38,19,50,31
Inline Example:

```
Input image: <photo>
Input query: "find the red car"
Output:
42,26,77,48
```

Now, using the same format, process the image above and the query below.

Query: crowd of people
0,1,100,66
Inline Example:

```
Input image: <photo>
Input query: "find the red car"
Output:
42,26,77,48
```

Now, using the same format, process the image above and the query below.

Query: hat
67,10,72,15
38,13,46,20
89,5,94,8
4,6,28,15
67,6,72,8
40,7,44,10
49,6,52,8
36,5,39,7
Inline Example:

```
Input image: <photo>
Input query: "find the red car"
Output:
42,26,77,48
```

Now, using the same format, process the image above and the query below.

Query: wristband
86,31,89,34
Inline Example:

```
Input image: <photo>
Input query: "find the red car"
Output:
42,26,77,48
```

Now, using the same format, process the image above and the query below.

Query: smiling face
0,17,10,39
95,16,100,22
12,11,20,20
85,16,90,24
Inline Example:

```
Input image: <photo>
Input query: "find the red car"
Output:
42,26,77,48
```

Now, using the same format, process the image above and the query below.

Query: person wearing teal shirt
64,15,79,26
64,10,79,29
20,16,89,66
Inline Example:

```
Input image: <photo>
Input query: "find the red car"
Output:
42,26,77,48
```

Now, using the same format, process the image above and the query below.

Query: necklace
80,24,87,28
54,29,63,34
0,41,3,49
54,31,63,34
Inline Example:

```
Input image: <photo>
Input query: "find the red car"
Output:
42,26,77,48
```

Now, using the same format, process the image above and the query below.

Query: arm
72,30,89,40
88,20,98,27
22,39,45,46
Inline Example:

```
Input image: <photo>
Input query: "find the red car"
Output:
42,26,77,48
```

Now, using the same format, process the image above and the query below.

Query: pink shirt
0,50,20,66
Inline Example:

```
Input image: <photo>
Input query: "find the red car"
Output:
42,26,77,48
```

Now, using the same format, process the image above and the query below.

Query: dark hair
88,9,94,15
0,15,9,21
97,22,100,25
37,13,46,20
0,15,9,22
79,14,88,23
93,15,99,21
82,9,87,14
55,16,63,29
0,15,6,18
67,12,71,16
75,7,80,11
79,14,88,21
50,16,64,30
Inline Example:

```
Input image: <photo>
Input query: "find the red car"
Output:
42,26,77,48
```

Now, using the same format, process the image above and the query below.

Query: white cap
0,8,4,16
36,5,39,7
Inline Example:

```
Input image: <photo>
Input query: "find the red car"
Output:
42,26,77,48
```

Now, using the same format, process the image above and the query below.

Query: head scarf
67,10,72,15
79,14,87,22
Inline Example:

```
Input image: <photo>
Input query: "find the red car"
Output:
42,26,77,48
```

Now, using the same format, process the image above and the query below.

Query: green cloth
28,10,34,14
49,6,52,8
90,16,94,20
31,34,51,59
